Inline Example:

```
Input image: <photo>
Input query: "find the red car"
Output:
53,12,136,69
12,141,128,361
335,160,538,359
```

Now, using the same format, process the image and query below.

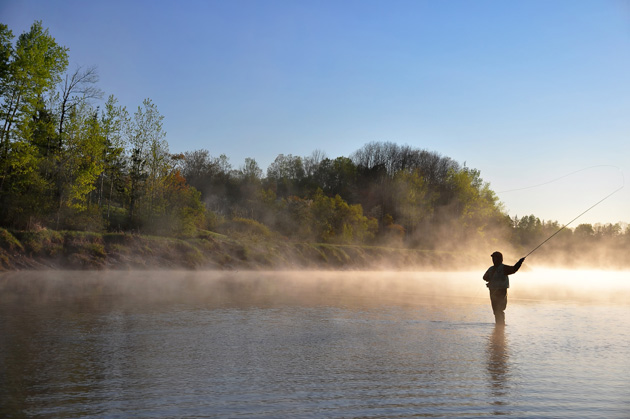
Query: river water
1,270,629,418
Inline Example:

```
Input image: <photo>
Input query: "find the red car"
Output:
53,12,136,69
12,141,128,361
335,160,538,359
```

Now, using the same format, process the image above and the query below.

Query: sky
2,0,629,225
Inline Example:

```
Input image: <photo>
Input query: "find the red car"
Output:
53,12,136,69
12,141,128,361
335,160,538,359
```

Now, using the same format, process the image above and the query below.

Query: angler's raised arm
504,257,525,275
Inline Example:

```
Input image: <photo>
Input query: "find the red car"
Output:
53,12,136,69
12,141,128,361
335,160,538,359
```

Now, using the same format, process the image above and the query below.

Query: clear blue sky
3,0,629,225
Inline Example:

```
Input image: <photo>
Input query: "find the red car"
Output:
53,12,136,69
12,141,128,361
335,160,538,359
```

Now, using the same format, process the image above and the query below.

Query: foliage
0,228,23,252
144,171,206,237
15,228,63,256
0,21,205,237
0,21,68,228
217,217,273,239
1,21,628,270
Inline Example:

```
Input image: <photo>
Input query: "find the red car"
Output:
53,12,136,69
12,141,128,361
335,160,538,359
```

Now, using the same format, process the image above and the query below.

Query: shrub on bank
15,229,64,256
217,217,273,239
0,228,23,252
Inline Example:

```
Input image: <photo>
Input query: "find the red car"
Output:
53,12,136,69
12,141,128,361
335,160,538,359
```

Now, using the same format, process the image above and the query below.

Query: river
1,270,629,418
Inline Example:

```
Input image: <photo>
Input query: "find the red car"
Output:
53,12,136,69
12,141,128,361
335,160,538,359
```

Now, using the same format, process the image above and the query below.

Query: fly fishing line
518,166,625,258
471,166,624,321
496,165,622,194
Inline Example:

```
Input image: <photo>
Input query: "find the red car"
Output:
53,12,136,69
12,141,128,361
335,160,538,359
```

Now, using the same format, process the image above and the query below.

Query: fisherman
483,252,525,325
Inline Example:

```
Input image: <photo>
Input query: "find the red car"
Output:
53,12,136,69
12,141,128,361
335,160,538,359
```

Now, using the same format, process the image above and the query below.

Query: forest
1,21,628,268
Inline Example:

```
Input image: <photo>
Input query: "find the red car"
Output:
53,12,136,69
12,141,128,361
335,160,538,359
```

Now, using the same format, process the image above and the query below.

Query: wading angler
483,252,525,325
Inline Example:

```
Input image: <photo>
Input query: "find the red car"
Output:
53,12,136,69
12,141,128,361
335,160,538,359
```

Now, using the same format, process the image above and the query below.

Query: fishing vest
485,264,510,289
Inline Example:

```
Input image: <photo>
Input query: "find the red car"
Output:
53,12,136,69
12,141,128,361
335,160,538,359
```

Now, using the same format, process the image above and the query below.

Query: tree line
1,21,627,262
178,143,508,251
0,21,204,236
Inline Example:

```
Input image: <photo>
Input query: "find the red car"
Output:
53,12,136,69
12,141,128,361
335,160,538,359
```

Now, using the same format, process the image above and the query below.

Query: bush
16,229,64,256
174,239,206,267
218,217,273,239
0,228,23,252
59,206,105,232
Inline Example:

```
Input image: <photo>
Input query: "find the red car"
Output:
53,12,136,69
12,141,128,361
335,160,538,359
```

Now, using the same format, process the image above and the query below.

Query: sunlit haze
2,0,628,224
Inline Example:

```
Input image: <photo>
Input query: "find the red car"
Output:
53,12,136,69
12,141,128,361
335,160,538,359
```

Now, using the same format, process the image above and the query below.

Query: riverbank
0,228,480,271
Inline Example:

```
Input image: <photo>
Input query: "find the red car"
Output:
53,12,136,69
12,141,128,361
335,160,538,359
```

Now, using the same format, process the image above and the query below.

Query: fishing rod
523,181,624,258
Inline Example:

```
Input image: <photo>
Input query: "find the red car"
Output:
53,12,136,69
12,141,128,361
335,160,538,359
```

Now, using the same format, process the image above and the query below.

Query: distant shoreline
0,228,484,272
3,228,628,272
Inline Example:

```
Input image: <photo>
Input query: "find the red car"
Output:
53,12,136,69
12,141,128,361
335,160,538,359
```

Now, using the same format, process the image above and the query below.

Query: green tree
392,168,431,242
180,149,218,193
0,21,68,228
515,214,543,247
277,195,315,239
311,189,376,244
266,154,305,197
180,150,238,216
594,223,621,238
240,157,263,181
145,170,206,236
574,223,594,238
312,156,358,199
0,21,68,164
233,157,264,218
441,166,503,247
54,101,106,230
126,98,167,227
98,95,129,226
0,139,49,228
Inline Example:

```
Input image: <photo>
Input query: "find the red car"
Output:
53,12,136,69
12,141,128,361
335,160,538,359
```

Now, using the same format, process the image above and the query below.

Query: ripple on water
0,270,629,418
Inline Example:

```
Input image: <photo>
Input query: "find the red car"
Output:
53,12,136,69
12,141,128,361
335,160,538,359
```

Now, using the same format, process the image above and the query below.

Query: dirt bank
0,228,480,271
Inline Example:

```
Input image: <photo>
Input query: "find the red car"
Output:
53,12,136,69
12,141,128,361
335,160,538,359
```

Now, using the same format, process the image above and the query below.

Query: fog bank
1,270,628,308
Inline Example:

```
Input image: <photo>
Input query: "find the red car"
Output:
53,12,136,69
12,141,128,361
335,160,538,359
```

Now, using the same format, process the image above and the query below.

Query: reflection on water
0,270,629,418
487,325,510,414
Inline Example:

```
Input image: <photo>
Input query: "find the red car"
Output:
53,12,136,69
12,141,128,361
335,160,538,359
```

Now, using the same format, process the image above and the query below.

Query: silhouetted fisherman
483,251,525,325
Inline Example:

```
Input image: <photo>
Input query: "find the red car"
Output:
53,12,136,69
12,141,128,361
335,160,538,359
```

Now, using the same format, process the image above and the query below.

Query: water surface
1,270,629,418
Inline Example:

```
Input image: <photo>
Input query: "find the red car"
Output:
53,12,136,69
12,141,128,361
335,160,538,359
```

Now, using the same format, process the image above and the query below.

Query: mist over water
1,270,629,418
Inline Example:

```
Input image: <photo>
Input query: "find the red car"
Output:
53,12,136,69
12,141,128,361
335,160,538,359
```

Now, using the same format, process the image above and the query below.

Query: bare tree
303,149,327,177
57,65,102,145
